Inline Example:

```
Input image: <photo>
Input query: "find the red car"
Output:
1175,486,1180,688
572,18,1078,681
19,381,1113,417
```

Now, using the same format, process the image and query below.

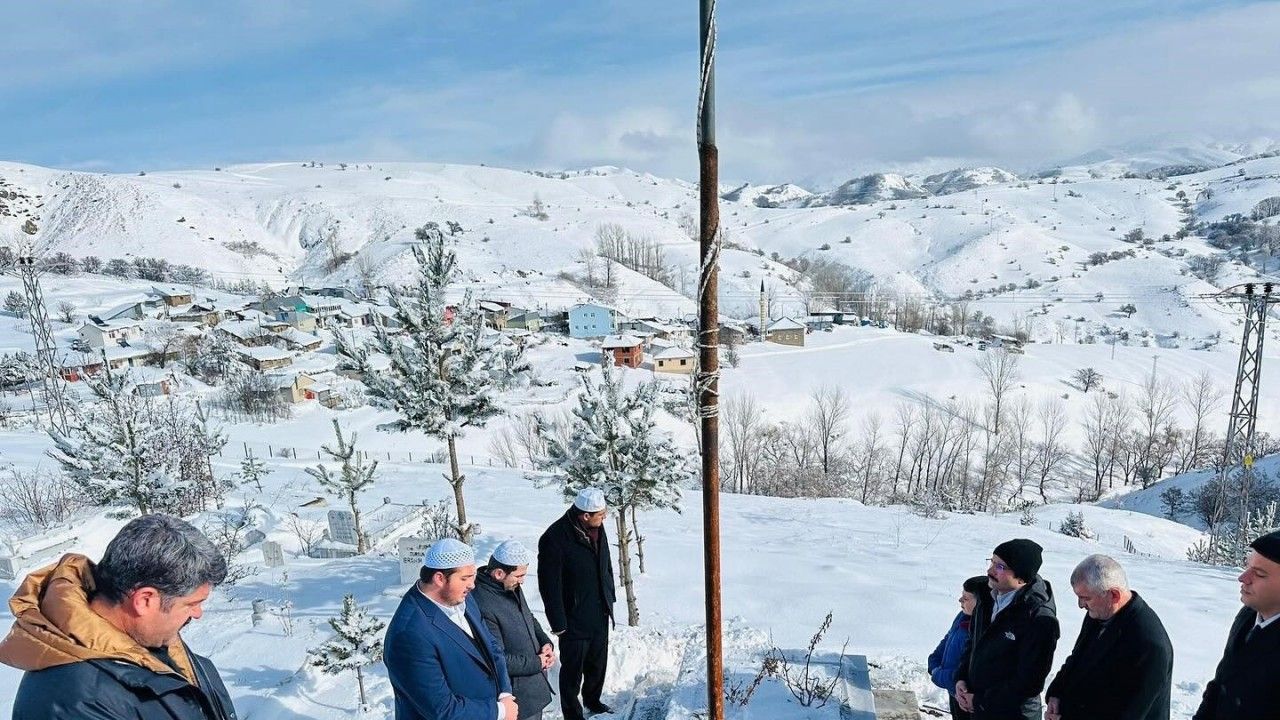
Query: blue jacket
384,588,513,720
928,611,972,695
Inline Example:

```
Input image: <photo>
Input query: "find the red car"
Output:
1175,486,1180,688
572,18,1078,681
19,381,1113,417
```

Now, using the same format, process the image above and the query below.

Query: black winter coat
1194,606,1280,720
1046,591,1173,720
956,577,1060,720
537,510,616,640
11,645,237,720
473,571,555,720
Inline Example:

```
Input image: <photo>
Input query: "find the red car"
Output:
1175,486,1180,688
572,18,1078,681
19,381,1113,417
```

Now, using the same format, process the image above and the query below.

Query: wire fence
220,438,538,473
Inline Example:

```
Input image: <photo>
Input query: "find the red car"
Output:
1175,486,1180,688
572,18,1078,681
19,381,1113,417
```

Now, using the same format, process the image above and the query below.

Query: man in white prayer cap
384,537,518,720
473,540,555,720
538,488,616,720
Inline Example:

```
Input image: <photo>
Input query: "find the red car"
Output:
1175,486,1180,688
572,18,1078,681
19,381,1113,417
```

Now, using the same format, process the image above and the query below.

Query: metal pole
697,2,724,719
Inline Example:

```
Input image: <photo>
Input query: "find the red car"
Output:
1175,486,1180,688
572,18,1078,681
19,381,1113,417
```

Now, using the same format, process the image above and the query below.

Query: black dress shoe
586,703,614,714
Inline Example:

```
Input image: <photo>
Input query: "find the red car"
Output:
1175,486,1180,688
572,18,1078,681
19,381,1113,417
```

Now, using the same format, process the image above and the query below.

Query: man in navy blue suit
385,538,518,720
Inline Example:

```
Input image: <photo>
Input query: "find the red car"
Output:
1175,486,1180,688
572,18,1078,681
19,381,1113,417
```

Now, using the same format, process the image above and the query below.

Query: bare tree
1033,397,1069,502
56,301,76,324
1006,397,1035,501
723,393,766,494
852,413,887,504
976,348,1021,435
353,252,378,297
807,385,851,478
1133,371,1179,487
1178,370,1221,475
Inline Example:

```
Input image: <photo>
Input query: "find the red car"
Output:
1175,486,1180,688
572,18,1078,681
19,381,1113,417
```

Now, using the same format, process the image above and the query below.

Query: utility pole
9,225,71,435
1209,282,1279,561
696,2,724,719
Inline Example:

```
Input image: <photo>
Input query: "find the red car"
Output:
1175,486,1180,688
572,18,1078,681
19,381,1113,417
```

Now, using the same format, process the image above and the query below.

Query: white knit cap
423,538,476,569
573,487,607,512
491,540,534,567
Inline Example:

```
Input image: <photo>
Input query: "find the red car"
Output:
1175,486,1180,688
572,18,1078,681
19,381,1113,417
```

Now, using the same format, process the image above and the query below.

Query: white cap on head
573,487,607,513
491,540,534,567
423,538,476,569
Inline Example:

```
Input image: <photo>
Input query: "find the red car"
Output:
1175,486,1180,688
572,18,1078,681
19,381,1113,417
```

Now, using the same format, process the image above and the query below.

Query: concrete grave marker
243,529,267,547
327,509,358,546
261,541,285,568
398,536,432,584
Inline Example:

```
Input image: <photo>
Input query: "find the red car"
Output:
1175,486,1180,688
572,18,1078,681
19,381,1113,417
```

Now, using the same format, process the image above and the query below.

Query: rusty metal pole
697,1,724,719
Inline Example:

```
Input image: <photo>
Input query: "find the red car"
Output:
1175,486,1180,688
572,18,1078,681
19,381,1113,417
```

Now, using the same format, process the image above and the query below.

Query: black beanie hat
1251,530,1280,564
993,538,1043,581
963,575,989,595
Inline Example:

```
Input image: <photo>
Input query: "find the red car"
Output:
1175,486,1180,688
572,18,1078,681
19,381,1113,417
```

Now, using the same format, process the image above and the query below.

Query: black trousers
949,695,971,720
558,632,609,720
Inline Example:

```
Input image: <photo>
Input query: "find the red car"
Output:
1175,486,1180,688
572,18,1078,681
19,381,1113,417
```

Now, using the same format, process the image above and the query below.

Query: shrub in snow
769,611,846,708
1058,511,1095,540
309,594,385,711
1020,505,1036,527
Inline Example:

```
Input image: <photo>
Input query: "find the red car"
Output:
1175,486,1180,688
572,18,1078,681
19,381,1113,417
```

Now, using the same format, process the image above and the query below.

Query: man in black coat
538,487,616,720
0,515,236,720
473,540,556,720
1046,554,1172,720
1194,529,1280,720
955,538,1060,720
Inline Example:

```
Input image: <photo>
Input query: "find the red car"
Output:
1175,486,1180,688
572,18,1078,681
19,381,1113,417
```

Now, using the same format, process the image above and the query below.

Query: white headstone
327,509,358,546
0,556,14,581
398,536,433,584
261,541,285,568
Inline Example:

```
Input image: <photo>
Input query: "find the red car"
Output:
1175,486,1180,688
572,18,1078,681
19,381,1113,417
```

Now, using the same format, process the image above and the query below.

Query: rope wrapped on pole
697,2,724,719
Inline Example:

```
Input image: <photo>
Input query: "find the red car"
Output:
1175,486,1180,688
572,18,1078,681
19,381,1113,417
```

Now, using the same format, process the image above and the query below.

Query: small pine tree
1020,504,1037,526
4,290,30,318
309,594,385,711
238,454,271,493
1058,510,1095,539
1159,486,1186,520
305,420,377,553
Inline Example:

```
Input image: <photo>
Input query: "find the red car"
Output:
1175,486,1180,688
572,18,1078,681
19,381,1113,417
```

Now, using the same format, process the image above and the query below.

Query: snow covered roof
238,346,292,361
654,346,695,360
768,318,805,332
280,328,322,347
218,319,271,339
150,285,192,298
479,301,506,313
601,334,643,349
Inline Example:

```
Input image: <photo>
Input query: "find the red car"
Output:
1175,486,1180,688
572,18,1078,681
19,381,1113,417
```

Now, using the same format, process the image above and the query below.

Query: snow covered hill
5,149,1280,343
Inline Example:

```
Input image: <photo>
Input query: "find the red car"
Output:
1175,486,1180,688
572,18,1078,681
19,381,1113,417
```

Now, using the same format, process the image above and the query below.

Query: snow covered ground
0,450,1244,720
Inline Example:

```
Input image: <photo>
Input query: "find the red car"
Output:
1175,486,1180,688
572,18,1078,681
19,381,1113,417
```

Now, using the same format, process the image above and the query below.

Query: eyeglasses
989,559,1009,574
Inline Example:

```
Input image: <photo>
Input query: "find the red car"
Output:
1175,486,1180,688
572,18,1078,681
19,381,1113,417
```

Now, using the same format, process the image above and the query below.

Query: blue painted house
569,303,618,339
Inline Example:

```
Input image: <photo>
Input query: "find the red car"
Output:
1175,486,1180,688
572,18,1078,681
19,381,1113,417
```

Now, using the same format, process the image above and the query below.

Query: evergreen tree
4,290,30,318
46,368,181,515
309,594,385,711
238,454,271,493
0,351,38,389
305,419,377,553
538,362,688,626
347,223,501,543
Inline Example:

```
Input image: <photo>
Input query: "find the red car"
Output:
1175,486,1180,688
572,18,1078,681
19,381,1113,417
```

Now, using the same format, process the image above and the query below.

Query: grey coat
472,571,554,719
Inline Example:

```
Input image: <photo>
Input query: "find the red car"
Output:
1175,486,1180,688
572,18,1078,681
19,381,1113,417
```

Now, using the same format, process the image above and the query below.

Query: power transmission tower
8,235,72,434
1209,282,1279,560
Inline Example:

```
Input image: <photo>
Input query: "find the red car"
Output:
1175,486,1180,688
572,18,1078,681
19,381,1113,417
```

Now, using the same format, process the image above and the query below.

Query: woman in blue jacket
928,576,988,719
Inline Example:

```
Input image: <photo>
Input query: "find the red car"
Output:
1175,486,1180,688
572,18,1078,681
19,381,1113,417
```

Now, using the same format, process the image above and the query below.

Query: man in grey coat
473,541,555,720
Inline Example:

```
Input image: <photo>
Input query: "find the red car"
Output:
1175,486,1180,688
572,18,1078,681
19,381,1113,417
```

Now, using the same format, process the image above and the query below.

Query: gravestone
398,536,433,584
0,556,14,581
327,509,358,546
251,599,268,628
261,541,285,568
243,529,267,547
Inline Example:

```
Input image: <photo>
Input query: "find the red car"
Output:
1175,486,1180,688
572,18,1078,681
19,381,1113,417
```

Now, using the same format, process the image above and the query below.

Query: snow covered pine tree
309,594,385,711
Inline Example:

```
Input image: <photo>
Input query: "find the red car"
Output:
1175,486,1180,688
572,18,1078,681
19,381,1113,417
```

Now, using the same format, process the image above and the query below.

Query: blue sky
3,1,1277,183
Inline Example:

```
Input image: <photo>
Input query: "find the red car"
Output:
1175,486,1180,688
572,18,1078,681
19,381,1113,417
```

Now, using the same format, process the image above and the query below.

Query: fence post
243,442,249,457
269,444,273,457
409,451,413,462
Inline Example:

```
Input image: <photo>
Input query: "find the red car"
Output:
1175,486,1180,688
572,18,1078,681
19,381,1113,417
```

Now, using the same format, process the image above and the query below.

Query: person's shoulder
15,661,136,715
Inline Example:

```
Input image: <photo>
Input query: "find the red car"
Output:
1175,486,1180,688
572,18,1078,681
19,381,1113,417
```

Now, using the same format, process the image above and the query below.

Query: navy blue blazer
384,588,513,720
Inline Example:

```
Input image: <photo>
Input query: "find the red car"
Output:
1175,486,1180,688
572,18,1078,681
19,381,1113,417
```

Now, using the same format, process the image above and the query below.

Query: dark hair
421,566,463,584
94,514,227,609
487,558,519,575
963,575,990,596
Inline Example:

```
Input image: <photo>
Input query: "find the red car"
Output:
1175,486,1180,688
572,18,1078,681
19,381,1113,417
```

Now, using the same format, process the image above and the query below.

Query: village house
653,346,696,374
569,303,618,339
505,309,542,332
299,294,344,327
479,301,510,330
169,302,222,326
216,319,279,347
78,319,143,350
236,345,293,371
150,286,194,307
766,317,806,347
600,334,644,368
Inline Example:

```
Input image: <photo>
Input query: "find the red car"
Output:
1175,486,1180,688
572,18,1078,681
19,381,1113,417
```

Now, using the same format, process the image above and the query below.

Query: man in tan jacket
0,514,236,720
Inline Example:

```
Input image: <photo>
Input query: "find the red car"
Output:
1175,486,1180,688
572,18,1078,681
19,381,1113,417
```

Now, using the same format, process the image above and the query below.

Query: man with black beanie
1194,529,1280,720
955,538,1060,720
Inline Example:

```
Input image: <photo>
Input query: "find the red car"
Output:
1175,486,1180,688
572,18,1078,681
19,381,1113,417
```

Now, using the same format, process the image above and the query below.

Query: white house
78,319,143,350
